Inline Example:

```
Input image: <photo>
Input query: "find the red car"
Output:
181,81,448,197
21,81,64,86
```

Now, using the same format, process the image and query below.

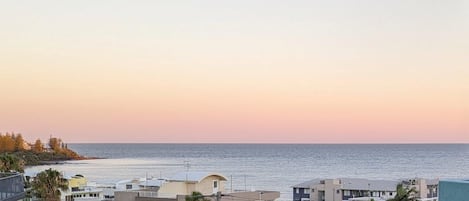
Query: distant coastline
0,133,99,167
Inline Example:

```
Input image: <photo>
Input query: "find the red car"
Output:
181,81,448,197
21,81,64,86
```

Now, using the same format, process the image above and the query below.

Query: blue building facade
0,173,26,201
292,187,310,201
439,179,469,201
292,179,319,201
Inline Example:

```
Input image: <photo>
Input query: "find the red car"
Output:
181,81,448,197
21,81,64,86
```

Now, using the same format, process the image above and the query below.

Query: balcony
0,173,25,201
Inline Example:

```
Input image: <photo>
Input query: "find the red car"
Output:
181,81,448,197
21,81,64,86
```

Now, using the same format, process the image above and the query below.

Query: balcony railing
0,173,26,201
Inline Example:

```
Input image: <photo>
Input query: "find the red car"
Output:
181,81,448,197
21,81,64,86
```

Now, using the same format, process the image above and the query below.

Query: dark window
126,184,132,189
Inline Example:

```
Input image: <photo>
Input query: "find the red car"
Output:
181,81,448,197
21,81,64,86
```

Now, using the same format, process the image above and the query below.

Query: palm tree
0,153,24,173
387,183,417,201
31,168,69,201
186,191,211,201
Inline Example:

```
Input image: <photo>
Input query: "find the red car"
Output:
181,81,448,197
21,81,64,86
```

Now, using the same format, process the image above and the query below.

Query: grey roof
138,179,165,187
170,172,228,183
292,178,398,191
425,179,439,186
340,178,398,191
291,179,321,188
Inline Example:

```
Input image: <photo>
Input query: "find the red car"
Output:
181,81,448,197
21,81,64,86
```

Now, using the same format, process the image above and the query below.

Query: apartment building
438,179,469,201
293,178,439,201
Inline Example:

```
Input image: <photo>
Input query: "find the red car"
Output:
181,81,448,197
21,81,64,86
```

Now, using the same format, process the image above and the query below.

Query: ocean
24,144,469,199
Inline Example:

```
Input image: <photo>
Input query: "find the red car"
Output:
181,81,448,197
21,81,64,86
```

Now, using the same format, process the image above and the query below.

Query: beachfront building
293,178,439,201
292,179,320,201
61,174,105,201
0,172,25,201
438,179,469,201
115,172,227,199
157,172,227,197
114,171,280,201
292,178,398,201
401,178,438,201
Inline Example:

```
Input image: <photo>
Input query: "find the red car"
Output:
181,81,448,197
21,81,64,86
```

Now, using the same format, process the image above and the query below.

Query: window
213,181,218,188
336,190,340,194
304,188,310,194
344,190,350,196
390,192,393,196
126,184,132,189
295,188,299,194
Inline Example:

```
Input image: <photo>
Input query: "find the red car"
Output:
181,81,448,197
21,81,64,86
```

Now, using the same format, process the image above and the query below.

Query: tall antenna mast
184,161,191,172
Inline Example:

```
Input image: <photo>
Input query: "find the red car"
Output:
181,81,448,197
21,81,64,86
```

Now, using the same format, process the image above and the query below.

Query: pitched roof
291,178,398,191
291,179,321,188
340,178,398,191
169,172,228,183
139,179,166,187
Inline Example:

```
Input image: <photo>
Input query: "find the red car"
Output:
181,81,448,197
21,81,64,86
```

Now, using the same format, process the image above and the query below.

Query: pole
216,191,222,201
244,175,247,191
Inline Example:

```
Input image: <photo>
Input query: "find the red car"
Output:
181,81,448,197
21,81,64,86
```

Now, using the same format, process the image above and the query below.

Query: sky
1,0,468,143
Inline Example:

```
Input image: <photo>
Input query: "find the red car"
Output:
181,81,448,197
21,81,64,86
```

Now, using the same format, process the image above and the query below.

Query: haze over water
25,144,469,200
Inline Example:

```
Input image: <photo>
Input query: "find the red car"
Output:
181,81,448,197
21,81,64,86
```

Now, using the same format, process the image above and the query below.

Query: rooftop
341,178,398,191
169,171,228,183
292,178,399,191
291,179,321,188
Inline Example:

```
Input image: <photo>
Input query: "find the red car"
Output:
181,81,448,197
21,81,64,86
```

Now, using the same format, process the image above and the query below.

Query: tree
48,137,62,151
32,139,45,153
0,133,15,152
0,153,24,173
186,191,211,201
14,133,25,151
387,183,417,201
31,168,69,201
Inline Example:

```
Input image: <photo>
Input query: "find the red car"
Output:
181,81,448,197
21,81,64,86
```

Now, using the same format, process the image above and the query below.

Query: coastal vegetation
387,183,417,201
0,153,24,172
31,168,69,201
186,191,211,201
0,132,84,166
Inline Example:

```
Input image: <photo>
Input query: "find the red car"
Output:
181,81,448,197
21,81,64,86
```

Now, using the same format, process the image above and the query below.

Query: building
293,178,439,201
292,178,398,201
115,190,280,201
115,172,227,200
401,178,438,201
61,174,105,201
0,172,25,201
114,172,280,201
438,179,469,201
157,172,227,198
292,179,321,201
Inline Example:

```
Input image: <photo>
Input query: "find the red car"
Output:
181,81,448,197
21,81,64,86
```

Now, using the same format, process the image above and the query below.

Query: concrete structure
293,178,439,201
61,174,105,201
116,190,280,201
0,173,25,201
438,179,469,201
114,171,279,201
157,172,227,198
401,178,438,201
293,178,398,201
115,172,226,198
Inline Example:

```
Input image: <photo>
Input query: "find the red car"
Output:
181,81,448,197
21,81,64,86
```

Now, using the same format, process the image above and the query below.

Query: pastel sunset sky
1,1,468,143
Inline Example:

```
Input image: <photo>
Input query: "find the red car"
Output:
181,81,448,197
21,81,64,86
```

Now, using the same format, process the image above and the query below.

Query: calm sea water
25,144,469,199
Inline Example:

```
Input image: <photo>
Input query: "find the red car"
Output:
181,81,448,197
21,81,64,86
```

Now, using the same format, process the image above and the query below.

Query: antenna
184,161,191,172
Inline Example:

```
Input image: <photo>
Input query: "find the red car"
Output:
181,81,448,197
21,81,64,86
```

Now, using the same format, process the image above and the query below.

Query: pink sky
1,1,468,143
